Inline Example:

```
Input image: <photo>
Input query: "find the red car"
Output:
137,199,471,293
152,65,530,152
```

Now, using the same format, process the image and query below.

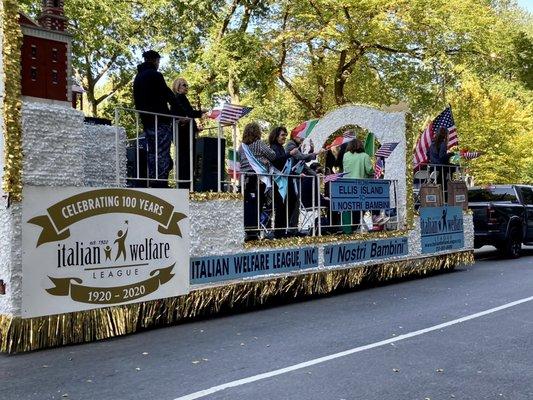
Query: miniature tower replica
19,0,72,105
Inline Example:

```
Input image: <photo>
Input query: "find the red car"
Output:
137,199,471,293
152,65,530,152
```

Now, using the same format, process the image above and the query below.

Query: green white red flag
227,149,240,178
291,119,319,139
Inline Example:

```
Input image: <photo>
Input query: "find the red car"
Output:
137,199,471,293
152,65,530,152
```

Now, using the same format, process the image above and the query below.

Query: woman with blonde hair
171,77,206,189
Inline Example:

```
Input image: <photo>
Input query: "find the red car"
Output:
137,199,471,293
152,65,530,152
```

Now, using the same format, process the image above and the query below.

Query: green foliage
16,0,533,183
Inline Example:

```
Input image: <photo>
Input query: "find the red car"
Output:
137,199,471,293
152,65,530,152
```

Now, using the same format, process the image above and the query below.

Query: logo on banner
26,189,188,307
420,206,464,253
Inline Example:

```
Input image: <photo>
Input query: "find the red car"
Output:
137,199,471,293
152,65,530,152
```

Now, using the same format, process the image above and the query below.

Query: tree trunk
228,75,240,104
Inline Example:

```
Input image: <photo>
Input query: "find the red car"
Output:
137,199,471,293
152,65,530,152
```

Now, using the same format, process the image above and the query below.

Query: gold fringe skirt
0,251,473,353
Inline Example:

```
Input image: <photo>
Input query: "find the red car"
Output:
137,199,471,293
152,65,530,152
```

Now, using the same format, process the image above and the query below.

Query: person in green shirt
342,138,374,233
343,138,374,179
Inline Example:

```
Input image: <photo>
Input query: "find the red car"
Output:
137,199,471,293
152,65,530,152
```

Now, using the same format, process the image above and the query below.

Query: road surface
2,246,533,400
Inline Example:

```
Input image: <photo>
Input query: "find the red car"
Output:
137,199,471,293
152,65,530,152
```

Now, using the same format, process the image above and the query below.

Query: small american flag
414,106,458,167
460,150,483,160
217,104,253,125
375,142,399,158
374,157,384,178
323,172,348,183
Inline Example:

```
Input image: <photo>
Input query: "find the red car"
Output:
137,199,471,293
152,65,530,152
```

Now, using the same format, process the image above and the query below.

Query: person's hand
290,148,299,156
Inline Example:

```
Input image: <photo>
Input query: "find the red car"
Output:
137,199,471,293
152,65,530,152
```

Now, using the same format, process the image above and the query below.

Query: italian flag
227,149,240,179
326,133,355,149
291,119,319,139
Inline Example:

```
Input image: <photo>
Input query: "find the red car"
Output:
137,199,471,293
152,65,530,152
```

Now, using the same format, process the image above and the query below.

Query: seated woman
342,137,374,233
239,122,276,242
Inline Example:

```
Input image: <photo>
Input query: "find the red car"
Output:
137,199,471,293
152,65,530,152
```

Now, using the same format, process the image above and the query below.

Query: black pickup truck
468,185,533,258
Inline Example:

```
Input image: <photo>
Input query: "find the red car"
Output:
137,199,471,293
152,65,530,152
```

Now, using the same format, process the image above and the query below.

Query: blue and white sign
323,237,408,266
190,247,319,284
330,179,391,212
420,206,464,254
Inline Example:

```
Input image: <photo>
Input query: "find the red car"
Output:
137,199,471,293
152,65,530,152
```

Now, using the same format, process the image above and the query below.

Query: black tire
505,226,522,258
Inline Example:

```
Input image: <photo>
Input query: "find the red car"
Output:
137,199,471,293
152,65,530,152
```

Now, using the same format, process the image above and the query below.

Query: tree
450,74,533,184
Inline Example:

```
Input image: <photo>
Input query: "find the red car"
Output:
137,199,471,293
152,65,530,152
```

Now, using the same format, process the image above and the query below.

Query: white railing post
317,175,322,237
232,124,237,191
217,122,223,192
154,114,159,184
189,119,194,191
114,108,120,186
135,112,140,181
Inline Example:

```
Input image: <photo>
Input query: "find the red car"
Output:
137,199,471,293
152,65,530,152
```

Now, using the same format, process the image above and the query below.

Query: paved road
2,246,533,400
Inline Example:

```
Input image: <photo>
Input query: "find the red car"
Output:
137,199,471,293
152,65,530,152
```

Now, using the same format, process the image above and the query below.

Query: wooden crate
448,180,468,210
419,184,443,207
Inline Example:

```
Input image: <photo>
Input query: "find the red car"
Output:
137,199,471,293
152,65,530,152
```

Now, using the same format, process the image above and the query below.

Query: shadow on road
475,245,533,261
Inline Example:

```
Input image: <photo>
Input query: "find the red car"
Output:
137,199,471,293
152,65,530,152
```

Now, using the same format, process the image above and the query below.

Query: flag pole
217,121,222,192
232,124,237,191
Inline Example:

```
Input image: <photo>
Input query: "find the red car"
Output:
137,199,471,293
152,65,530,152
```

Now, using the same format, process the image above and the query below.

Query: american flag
460,150,483,160
375,142,399,159
374,157,384,178
210,104,253,125
323,172,348,183
414,107,458,167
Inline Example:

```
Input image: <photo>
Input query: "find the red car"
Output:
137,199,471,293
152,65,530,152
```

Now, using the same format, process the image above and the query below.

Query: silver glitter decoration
304,105,407,228
190,200,244,257
464,212,474,249
22,102,85,186
83,124,127,187
0,202,22,315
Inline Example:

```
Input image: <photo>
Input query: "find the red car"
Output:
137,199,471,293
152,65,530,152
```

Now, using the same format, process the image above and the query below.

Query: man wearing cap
133,50,180,188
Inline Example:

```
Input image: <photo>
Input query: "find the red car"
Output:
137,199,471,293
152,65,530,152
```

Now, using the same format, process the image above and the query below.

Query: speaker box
194,137,225,192
448,180,468,210
126,138,148,188
419,183,443,207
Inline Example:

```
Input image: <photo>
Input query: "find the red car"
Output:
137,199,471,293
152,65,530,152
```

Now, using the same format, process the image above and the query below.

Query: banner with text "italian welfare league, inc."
21,187,190,318
190,247,319,285
420,206,464,254
330,179,391,212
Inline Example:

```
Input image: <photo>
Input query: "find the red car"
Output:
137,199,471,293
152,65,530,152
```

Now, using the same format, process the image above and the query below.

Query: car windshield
468,187,517,202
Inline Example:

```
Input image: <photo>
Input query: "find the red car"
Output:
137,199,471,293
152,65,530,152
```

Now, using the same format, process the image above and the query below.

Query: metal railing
413,163,466,206
115,107,194,189
240,171,400,240
115,107,242,192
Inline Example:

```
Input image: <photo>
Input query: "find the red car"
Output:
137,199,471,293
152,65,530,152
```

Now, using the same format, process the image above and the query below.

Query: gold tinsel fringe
189,192,243,202
0,251,473,353
244,229,410,249
1,0,24,201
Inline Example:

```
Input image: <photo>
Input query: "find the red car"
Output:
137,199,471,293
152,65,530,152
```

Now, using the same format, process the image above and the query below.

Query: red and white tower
19,0,72,105
38,0,67,32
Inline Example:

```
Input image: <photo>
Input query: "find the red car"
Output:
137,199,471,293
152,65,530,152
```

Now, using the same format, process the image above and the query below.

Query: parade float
0,1,473,353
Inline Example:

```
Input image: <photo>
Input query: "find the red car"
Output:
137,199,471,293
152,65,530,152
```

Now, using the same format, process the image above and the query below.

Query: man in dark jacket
133,50,177,188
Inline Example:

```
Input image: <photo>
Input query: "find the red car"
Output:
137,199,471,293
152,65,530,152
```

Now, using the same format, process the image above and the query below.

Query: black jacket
269,142,289,171
172,93,203,134
133,62,175,129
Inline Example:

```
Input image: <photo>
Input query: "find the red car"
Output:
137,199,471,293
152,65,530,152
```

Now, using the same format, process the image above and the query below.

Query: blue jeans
145,124,173,187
